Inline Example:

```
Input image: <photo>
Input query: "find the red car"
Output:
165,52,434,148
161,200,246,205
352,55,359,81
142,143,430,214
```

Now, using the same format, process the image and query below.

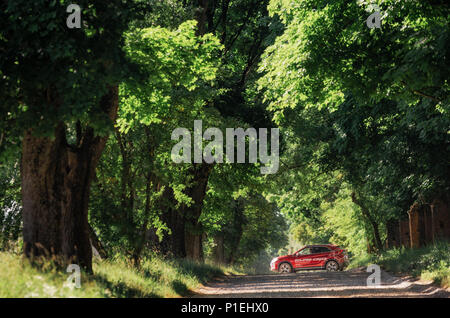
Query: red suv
270,244,349,273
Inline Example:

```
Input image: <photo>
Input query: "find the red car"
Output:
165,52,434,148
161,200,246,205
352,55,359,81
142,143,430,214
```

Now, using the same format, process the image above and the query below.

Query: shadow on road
192,271,449,298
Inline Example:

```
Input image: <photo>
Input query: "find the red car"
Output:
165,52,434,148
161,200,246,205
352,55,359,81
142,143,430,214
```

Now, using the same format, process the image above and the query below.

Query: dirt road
193,269,449,298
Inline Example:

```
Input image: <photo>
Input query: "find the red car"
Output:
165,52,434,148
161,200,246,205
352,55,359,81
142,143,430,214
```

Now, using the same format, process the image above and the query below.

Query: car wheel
325,260,339,272
278,262,293,273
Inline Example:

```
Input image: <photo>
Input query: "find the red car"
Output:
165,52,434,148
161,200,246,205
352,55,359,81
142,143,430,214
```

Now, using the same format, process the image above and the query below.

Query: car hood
274,254,292,261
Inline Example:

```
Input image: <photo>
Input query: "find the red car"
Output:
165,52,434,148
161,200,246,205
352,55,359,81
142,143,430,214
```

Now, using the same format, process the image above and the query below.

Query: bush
349,241,450,288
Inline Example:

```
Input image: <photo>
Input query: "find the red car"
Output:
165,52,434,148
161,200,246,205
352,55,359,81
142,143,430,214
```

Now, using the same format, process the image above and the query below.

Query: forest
0,0,449,288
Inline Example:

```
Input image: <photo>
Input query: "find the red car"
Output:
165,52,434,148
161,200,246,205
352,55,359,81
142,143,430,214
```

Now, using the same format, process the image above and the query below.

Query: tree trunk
212,234,225,264
185,231,204,261
226,199,245,265
181,0,215,262
132,168,157,267
153,186,186,258
21,86,118,271
159,206,186,258
194,0,209,36
183,163,213,262
89,223,108,259
351,191,383,252
386,219,400,249
115,128,135,235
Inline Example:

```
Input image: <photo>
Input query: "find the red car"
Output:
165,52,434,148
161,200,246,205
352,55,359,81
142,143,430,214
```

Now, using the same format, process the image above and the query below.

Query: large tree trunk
157,207,186,258
180,1,212,262
21,86,118,271
183,163,213,262
151,186,186,258
185,231,204,261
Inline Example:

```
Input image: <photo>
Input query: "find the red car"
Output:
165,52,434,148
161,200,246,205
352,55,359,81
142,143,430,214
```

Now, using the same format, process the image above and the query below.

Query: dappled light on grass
348,241,450,288
0,252,237,298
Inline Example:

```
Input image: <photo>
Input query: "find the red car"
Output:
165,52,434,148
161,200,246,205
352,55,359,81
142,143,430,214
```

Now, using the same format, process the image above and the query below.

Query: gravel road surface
193,268,449,298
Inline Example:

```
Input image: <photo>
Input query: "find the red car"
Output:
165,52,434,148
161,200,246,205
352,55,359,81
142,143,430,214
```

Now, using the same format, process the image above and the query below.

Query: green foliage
258,0,449,256
89,0,288,267
278,183,369,257
0,0,148,142
89,18,222,257
350,241,450,288
291,222,321,245
118,20,223,132
233,195,288,264
0,159,21,250
321,188,369,257
0,251,238,297
1,0,448,284
261,0,449,116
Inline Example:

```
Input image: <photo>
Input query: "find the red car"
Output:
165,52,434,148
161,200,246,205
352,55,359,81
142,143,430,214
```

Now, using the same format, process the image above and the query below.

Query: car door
309,246,331,267
293,247,313,269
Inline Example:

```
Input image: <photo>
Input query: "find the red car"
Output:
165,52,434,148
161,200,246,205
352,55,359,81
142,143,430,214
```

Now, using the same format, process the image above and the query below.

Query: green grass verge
348,241,450,288
0,252,241,298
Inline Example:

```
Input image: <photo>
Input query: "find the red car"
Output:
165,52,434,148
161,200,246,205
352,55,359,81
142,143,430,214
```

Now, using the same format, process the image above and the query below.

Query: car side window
314,247,330,254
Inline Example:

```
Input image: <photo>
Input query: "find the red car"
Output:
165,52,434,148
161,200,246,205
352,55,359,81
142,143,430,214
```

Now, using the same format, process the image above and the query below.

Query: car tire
278,262,293,273
325,260,339,272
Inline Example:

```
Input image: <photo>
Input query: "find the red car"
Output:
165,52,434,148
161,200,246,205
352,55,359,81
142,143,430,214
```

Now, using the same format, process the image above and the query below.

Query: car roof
306,244,338,248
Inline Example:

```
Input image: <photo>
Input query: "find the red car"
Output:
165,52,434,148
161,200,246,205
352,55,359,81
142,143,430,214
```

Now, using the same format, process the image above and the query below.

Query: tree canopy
0,0,448,270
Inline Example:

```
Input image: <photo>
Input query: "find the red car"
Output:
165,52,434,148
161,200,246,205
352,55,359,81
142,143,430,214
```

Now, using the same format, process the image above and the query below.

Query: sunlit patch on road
193,270,450,298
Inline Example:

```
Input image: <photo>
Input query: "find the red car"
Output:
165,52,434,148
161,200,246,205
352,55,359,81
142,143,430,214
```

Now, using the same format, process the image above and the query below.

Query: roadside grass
0,251,240,298
348,241,450,288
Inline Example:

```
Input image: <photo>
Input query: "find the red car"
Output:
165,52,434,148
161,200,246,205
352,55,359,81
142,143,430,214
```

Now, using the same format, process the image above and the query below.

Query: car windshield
296,247,312,255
